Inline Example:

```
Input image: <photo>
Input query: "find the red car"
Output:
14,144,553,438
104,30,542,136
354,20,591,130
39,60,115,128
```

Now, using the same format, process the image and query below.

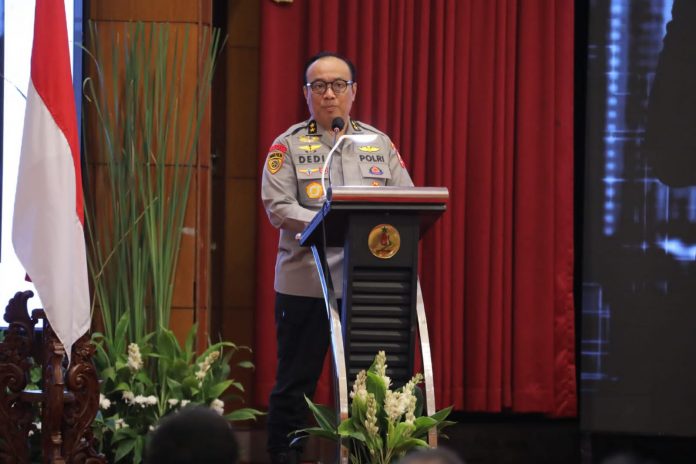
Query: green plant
81,21,261,463
92,317,259,462
298,351,455,464
83,21,211,342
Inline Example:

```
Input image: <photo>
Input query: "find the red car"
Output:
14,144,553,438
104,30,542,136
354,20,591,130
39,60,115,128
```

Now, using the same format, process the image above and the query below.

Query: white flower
134,395,150,408
127,343,143,371
115,418,128,430
149,425,156,431
374,351,387,378
384,390,406,423
364,393,379,438
34,422,41,431
181,400,190,407
402,373,424,395
99,393,112,410
210,398,225,415
404,392,418,426
350,370,368,403
122,391,135,404
28,430,34,437
146,395,158,406
195,351,220,385
168,398,179,407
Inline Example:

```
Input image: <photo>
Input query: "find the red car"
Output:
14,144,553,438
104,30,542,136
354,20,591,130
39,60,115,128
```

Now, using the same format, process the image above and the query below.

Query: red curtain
254,0,576,417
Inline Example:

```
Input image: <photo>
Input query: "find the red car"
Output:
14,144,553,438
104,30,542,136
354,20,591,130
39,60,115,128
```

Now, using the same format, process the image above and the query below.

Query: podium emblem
368,224,401,259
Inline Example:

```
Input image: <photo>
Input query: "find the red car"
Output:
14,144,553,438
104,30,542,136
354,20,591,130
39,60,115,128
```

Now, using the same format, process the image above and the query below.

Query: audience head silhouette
145,406,239,464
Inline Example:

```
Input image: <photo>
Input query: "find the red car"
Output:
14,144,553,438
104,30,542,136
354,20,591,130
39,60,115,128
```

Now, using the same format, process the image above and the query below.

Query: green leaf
114,438,136,462
114,314,130,355
100,366,116,382
184,323,197,362
337,420,367,442
113,382,131,392
236,360,255,370
429,405,453,423
411,416,437,438
206,380,234,399
225,408,264,421
133,435,145,464
304,396,337,432
414,385,424,418
292,426,339,444
182,375,199,391
134,371,153,387
393,437,429,455
168,359,189,380
157,328,181,361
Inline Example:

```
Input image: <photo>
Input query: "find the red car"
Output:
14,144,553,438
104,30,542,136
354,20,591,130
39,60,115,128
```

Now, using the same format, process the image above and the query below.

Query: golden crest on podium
368,224,401,259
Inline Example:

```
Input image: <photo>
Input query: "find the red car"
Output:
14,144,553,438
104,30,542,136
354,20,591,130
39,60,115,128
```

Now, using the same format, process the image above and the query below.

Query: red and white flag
12,0,90,358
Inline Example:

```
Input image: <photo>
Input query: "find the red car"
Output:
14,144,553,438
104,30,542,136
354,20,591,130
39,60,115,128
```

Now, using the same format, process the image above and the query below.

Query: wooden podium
299,185,449,461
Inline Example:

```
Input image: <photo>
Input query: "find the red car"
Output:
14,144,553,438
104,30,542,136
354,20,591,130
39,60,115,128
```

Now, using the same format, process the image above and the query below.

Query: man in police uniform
261,51,413,464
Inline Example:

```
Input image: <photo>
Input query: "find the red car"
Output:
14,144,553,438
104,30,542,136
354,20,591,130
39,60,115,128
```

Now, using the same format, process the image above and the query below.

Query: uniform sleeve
385,138,414,187
261,137,317,233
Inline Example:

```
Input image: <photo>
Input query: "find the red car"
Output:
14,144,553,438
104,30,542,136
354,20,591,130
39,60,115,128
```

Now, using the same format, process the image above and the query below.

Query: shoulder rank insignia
350,120,362,131
267,151,284,174
308,120,318,134
299,144,322,153
358,145,380,152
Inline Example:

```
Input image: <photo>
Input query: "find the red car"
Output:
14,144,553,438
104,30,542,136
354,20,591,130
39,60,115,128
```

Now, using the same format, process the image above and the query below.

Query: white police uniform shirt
261,118,414,298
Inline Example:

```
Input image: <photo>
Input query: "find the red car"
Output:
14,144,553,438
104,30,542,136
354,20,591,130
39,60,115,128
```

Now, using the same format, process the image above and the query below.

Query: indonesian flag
12,0,90,358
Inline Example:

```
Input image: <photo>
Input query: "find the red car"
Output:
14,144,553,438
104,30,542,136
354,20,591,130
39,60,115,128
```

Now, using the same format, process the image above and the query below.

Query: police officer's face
303,57,357,132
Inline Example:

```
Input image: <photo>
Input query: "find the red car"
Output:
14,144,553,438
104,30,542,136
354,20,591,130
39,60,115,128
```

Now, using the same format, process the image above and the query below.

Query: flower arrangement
299,351,454,464
91,320,260,463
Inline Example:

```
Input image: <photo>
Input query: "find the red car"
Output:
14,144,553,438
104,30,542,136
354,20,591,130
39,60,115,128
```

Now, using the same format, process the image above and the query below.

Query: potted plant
298,351,454,464
82,21,261,463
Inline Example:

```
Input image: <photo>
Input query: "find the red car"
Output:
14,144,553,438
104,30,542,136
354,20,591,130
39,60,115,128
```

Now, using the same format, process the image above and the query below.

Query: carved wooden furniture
0,291,105,464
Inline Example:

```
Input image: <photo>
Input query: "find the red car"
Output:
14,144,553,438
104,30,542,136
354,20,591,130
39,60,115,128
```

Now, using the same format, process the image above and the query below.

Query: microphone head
331,117,345,132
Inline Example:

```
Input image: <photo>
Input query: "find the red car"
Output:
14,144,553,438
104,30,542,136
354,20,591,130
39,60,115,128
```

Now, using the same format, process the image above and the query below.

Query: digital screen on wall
0,0,82,325
581,0,696,436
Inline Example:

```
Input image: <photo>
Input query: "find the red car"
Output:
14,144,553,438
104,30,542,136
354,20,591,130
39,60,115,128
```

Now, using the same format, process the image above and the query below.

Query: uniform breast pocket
358,162,392,186
296,164,325,204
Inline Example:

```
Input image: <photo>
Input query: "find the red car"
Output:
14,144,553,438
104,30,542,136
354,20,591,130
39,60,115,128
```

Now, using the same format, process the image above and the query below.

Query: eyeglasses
305,79,354,95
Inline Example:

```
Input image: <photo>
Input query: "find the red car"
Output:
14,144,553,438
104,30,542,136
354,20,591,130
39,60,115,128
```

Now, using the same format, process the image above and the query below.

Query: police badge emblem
267,151,284,174
368,224,401,259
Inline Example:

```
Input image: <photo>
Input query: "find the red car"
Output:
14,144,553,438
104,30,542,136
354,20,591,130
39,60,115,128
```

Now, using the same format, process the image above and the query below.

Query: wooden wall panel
210,0,261,407
89,0,212,23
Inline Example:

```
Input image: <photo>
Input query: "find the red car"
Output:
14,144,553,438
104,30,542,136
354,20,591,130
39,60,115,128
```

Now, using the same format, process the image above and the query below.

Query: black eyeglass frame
304,79,355,95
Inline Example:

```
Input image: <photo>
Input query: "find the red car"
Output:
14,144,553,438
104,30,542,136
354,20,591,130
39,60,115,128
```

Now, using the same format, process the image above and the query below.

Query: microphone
320,130,379,201
324,118,345,199
331,117,345,134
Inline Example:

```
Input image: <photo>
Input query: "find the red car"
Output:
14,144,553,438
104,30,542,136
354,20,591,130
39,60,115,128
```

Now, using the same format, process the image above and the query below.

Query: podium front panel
342,213,420,387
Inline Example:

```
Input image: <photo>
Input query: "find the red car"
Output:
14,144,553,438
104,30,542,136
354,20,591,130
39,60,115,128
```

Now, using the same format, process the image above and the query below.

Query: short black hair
304,51,357,83
145,407,239,464
397,448,465,464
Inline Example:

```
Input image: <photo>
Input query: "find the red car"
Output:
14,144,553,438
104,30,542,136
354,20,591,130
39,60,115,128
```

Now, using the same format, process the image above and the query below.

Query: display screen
581,0,696,436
